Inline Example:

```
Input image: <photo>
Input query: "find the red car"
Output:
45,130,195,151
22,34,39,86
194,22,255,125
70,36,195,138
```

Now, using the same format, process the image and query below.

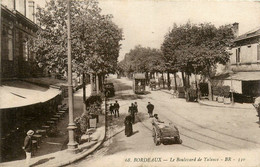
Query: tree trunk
145,72,149,85
194,73,200,100
99,74,102,91
208,79,213,101
82,72,86,102
167,71,170,90
90,73,94,95
162,72,165,89
149,72,153,79
96,73,99,94
181,71,186,90
174,72,177,91
187,74,190,88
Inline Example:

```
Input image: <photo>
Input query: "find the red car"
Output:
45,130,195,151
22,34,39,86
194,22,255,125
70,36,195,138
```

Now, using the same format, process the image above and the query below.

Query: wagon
152,121,182,145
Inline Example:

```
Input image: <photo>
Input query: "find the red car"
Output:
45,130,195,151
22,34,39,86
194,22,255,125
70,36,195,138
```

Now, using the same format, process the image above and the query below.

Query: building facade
1,0,38,80
223,24,260,102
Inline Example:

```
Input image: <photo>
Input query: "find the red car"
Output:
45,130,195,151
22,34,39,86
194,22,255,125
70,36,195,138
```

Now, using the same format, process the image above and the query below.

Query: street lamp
66,0,78,153
104,75,108,129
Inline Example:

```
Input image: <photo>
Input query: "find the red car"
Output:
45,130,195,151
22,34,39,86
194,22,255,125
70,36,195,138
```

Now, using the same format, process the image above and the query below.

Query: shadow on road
31,157,55,167
132,130,139,136
115,94,144,100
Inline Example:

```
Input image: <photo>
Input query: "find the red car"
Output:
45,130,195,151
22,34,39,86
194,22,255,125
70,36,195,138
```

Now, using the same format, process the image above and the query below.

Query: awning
0,81,61,110
226,72,260,81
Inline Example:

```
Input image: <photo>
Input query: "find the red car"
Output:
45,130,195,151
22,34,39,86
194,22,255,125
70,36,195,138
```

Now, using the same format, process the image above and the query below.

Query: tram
133,73,146,94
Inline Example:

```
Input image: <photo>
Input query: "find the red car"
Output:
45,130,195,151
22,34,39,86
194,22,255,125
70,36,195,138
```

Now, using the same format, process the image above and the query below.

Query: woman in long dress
124,114,133,137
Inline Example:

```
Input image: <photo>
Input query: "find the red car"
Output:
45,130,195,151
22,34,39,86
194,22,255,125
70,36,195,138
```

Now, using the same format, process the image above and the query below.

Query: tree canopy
118,45,164,75
32,0,123,76
161,22,234,77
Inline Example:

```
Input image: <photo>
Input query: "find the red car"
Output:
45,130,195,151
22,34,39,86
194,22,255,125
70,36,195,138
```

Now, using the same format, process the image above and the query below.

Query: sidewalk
160,88,255,110
0,84,106,167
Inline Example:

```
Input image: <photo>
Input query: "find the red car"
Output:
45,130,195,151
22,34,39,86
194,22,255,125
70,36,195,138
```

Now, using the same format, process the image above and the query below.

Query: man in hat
147,102,154,117
114,100,120,118
152,114,164,124
23,130,34,167
109,103,114,116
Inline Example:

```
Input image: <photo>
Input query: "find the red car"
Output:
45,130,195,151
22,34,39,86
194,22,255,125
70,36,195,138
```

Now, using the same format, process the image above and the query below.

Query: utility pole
67,0,78,153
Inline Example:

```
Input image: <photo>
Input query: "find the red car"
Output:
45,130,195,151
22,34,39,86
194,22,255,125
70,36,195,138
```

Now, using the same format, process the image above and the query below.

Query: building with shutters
219,23,260,102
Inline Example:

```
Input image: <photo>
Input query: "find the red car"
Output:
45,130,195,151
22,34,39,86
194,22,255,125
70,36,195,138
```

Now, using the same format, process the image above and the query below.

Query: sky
34,0,260,61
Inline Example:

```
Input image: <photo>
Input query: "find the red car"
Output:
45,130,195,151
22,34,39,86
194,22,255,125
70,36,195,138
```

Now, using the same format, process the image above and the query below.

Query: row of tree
119,22,234,100
31,0,123,94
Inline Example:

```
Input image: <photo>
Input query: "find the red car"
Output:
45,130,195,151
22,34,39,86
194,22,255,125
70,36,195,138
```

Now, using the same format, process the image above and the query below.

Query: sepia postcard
1,0,260,167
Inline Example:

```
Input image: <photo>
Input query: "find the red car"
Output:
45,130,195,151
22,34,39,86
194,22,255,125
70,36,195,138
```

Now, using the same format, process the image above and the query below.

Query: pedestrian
114,100,120,118
152,114,164,124
128,103,135,123
147,102,154,117
124,114,133,137
109,103,114,116
253,97,260,119
23,130,34,167
134,102,138,115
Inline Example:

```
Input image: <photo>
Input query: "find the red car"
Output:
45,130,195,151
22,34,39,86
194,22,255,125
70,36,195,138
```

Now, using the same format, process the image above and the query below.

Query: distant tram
133,73,146,94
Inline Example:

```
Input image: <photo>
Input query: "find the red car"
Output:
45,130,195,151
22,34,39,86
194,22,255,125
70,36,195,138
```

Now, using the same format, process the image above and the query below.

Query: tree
32,0,122,81
161,22,234,99
119,46,164,80
31,0,122,98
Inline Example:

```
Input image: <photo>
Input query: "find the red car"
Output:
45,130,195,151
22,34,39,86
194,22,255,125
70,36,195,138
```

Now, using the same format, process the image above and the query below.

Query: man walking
253,97,260,122
23,130,34,167
147,102,154,117
134,102,138,115
114,100,120,118
109,103,114,116
128,103,136,123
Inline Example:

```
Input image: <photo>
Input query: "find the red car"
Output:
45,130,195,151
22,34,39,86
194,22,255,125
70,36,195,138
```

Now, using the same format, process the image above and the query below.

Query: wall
230,37,260,72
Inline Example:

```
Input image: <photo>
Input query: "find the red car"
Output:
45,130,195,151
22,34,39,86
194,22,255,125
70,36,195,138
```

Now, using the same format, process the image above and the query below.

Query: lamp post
67,0,78,153
104,75,108,129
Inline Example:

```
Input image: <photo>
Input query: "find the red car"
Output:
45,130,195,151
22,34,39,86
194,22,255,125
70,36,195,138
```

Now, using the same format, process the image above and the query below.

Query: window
8,33,13,61
1,24,13,61
257,45,260,61
236,48,240,63
23,40,28,61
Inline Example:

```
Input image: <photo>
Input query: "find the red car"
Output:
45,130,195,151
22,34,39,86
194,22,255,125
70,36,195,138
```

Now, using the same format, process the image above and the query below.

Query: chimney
15,0,26,16
232,22,239,38
28,1,35,22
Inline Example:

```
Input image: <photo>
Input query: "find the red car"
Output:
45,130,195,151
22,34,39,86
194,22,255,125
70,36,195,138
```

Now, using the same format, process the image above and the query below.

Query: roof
226,72,260,81
234,27,260,42
134,73,146,79
0,81,61,109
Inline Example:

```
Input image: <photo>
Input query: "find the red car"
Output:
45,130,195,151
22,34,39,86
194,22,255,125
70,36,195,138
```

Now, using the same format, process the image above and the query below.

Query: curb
54,106,108,167
198,100,255,110
160,89,255,111
55,129,106,167
43,124,107,167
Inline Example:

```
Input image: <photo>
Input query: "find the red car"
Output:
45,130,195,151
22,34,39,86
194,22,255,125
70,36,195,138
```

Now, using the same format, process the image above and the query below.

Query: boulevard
70,76,260,167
